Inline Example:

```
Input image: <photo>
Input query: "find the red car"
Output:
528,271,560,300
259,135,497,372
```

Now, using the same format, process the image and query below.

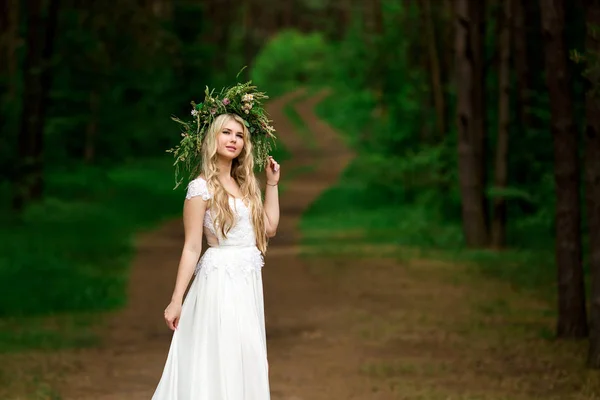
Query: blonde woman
152,84,280,399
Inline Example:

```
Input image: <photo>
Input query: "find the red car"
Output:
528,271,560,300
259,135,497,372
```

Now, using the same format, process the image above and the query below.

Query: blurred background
3,0,600,398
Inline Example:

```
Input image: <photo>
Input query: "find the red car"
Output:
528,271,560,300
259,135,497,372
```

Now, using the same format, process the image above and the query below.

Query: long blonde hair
199,113,268,253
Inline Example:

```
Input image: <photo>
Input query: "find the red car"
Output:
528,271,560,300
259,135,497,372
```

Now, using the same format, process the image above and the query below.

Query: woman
152,83,280,399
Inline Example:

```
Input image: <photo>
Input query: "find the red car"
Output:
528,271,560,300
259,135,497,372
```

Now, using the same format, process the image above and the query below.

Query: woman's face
216,118,245,161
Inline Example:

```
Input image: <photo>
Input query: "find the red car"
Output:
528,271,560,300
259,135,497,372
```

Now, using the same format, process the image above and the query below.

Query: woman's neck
216,157,233,182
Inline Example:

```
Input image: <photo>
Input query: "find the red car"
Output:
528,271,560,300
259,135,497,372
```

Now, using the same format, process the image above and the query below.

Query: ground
2,90,600,400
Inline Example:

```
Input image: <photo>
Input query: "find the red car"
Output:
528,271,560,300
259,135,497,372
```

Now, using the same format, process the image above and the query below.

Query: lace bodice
186,177,257,248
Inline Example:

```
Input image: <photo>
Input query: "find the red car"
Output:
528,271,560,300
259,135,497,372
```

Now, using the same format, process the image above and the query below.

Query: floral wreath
168,80,277,188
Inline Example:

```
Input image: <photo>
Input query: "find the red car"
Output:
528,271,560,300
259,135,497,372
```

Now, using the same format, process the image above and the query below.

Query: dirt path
3,90,599,400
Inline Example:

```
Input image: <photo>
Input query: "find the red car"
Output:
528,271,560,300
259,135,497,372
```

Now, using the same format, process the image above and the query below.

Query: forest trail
2,90,597,400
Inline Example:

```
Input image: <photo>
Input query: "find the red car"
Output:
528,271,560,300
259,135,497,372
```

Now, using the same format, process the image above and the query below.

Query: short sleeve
186,178,212,201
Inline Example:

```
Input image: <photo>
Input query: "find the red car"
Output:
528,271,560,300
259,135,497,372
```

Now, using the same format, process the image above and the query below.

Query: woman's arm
264,182,279,237
164,196,207,330
264,156,281,237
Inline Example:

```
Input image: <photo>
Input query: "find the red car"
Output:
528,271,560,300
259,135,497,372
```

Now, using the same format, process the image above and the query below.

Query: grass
299,170,557,303
0,313,99,353
0,158,184,319
0,158,186,351
303,89,558,299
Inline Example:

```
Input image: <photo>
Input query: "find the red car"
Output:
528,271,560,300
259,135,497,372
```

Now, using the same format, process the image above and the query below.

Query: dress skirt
151,246,270,399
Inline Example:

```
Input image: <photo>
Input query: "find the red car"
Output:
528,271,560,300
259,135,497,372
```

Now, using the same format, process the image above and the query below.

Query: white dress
152,177,270,399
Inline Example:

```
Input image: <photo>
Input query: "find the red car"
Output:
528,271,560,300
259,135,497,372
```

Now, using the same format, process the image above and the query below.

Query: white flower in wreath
191,109,198,116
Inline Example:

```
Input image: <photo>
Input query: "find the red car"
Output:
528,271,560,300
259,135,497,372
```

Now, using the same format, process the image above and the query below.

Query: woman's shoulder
186,176,212,200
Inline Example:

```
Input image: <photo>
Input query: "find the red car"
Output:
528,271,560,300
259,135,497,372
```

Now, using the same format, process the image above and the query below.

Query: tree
12,0,60,211
455,0,490,247
0,0,19,100
422,0,447,138
582,0,600,367
491,0,513,248
540,0,588,338
513,0,533,133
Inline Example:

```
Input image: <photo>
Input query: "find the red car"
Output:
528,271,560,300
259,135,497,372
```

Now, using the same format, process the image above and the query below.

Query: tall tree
422,0,447,138
583,0,600,367
540,0,588,338
0,0,19,99
491,0,513,248
455,0,490,247
470,1,488,236
12,0,60,211
0,0,20,180
513,0,533,133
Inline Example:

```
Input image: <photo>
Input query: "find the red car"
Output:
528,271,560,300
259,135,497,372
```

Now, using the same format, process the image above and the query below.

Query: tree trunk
491,0,512,248
30,0,59,200
13,0,45,211
12,0,59,210
513,0,533,132
423,0,447,138
441,0,455,137
540,0,588,338
0,0,8,91
471,0,490,235
585,0,600,368
455,0,490,247
0,0,18,99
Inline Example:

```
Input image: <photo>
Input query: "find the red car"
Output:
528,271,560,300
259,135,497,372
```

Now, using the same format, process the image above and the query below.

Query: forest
2,0,600,394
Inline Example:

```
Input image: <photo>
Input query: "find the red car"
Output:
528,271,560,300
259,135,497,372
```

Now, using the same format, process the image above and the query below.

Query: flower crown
168,80,277,188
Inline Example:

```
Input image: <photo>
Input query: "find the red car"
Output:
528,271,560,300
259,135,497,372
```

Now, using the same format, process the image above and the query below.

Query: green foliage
251,30,334,97
43,5,183,168
0,159,183,318
279,1,561,300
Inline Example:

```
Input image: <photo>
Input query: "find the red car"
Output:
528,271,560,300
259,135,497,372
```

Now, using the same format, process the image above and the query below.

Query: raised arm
264,156,280,237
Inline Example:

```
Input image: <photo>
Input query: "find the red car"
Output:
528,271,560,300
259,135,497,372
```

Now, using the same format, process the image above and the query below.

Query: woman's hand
164,301,182,331
266,156,280,185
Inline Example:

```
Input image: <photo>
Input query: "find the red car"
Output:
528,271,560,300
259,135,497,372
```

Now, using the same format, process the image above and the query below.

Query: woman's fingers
266,156,280,174
269,157,279,172
167,317,176,331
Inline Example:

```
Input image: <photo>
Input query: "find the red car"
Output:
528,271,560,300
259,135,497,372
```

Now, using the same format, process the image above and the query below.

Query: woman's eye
236,134,243,138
